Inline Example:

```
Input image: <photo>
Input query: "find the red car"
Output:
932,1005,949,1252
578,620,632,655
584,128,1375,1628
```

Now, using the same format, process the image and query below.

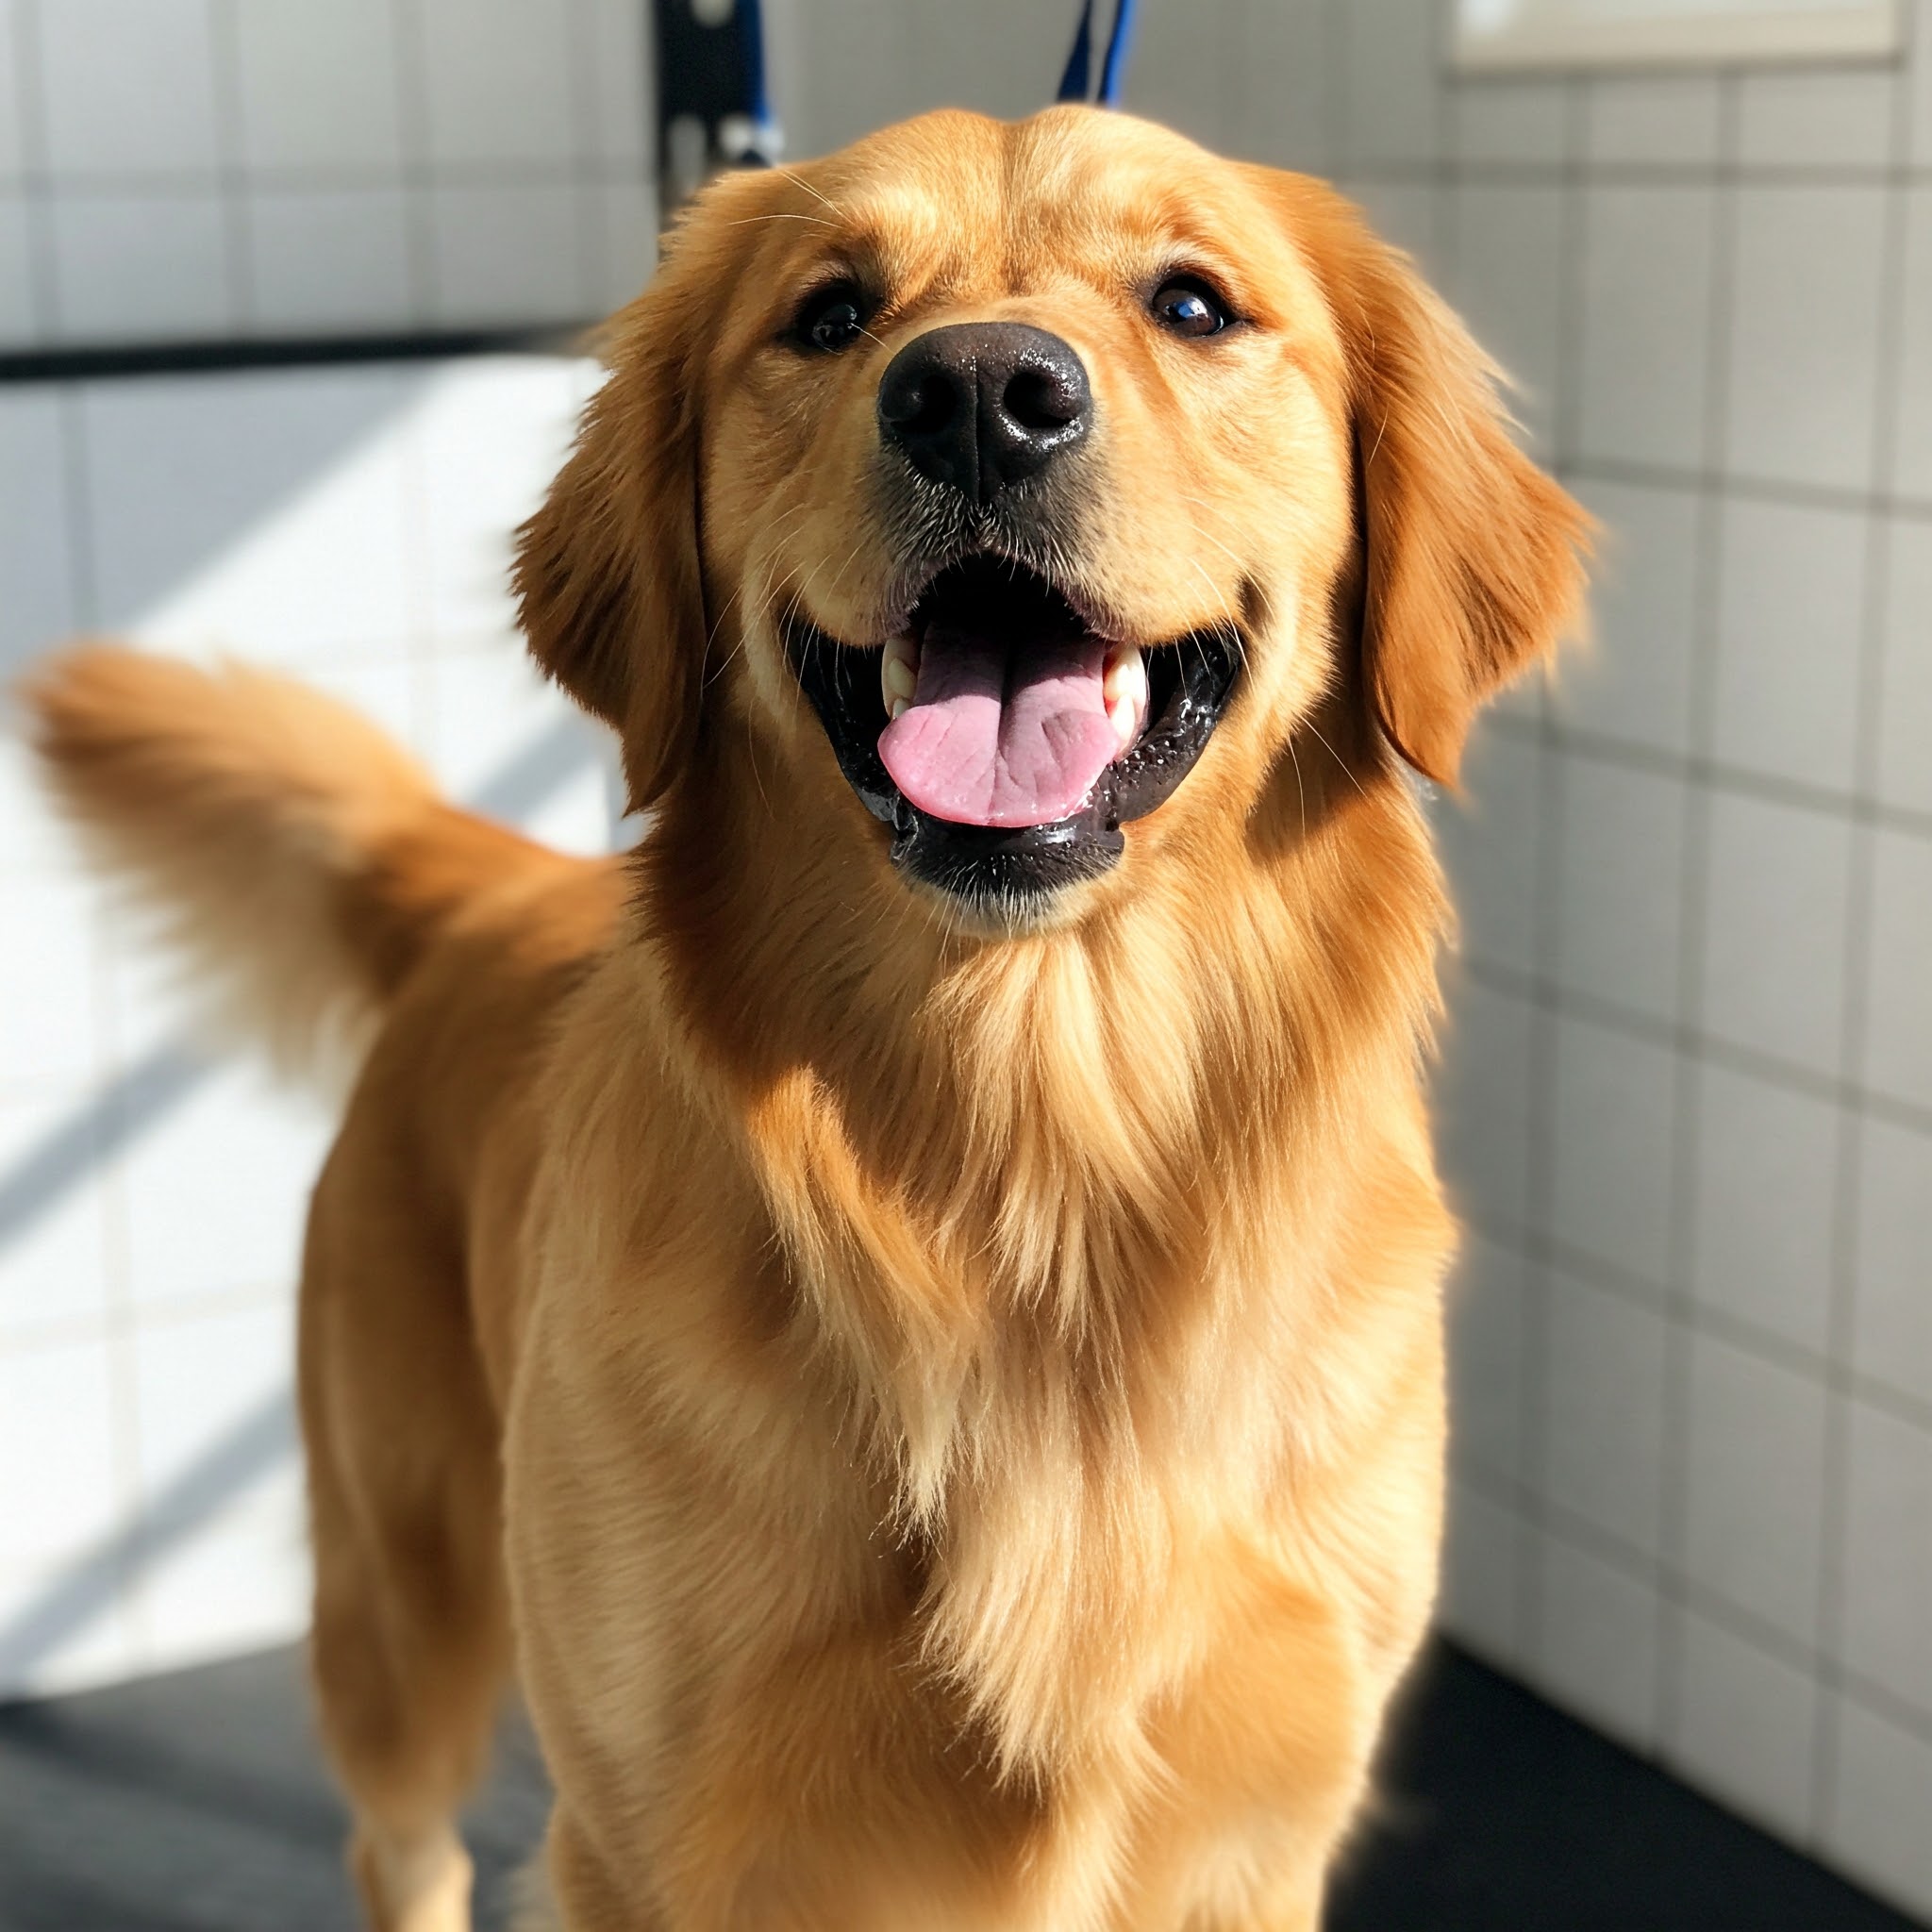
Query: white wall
0,0,654,344
4,0,1932,1920
1388,14,1932,1927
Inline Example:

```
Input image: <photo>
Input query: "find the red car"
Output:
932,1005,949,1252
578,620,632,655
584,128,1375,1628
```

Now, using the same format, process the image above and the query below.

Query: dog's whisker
727,212,841,232
774,163,849,223
1304,718,1372,804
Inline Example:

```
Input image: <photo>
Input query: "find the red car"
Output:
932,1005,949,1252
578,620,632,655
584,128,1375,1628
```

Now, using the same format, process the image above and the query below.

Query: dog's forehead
807,107,1282,291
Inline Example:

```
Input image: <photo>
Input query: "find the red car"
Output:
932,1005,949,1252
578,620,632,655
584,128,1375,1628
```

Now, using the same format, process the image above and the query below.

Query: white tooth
1103,646,1149,753
882,632,919,715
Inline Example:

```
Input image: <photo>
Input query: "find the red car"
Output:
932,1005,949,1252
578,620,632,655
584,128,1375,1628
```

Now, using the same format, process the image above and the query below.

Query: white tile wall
37,0,223,179
1673,1608,1820,1841
1374,8,1932,1918
1446,1230,1526,1486
1710,497,1868,795
1582,73,1724,164
1699,790,1854,1078
1557,478,1704,757
1554,754,1686,1024
1725,185,1890,495
418,0,582,170
1877,520,1932,817
1683,1333,1830,1645
0,1,23,184
49,193,235,341
1541,1263,1672,1556
0,1092,113,1340
1451,75,1568,165
1436,724,1543,978
1841,1399,1932,1714
0,353,620,1698
0,0,655,347
1896,188,1932,502
1863,828,1932,1113
1446,180,1566,455
244,190,416,336
1340,0,1444,171
1440,1477,1523,1659
1549,1018,1678,1288
1736,66,1898,168
0,192,32,339
1831,1702,1932,1915
231,0,407,174
1533,1532,1664,1752
1689,1064,1840,1357
1576,184,1719,474
1436,970,1538,1237
1853,1117,1932,1409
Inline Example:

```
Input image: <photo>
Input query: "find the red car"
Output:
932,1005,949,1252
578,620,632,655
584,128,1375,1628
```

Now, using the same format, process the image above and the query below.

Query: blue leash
1057,0,1139,108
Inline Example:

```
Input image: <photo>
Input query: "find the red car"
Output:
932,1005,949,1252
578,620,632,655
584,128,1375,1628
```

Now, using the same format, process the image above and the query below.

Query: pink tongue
877,627,1117,828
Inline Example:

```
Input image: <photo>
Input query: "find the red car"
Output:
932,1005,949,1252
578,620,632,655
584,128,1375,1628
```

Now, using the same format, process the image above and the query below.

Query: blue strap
1097,0,1137,107
1057,0,1094,103
1058,0,1136,108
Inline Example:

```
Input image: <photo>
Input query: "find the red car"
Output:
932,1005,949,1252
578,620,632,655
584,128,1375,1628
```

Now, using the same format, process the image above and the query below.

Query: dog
27,105,1587,1932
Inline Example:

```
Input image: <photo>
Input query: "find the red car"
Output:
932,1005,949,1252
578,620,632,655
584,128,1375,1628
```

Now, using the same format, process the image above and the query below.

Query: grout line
5,159,651,195
1552,74,1588,475
1508,64,1592,1678
1340,154,1932,188
206,0,252,334
392,0,437,328
1461,953,1932,1155
55,382,95,635
563,0,605,323
1472,1208,1932,1444
1807,47,1916,1847
1649,67,1737,1761
1456,1457,1932,1761
1486,708,1932,849
0,1280,304,1358
1569,452,1932,526
11,0,57,341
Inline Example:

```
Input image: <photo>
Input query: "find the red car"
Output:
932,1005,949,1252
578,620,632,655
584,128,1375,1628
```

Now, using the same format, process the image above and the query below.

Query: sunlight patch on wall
1453,0,1906,70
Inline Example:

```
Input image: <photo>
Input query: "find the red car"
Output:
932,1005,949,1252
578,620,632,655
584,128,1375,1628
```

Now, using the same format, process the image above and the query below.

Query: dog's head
517,108,1587,932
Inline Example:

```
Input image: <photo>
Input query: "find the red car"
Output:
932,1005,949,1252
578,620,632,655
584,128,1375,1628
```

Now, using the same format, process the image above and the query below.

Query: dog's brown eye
1151,278,1231,339
793,285,869,354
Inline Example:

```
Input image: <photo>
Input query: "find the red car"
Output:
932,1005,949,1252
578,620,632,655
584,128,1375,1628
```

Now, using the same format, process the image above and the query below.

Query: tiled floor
0,1638,1916,1932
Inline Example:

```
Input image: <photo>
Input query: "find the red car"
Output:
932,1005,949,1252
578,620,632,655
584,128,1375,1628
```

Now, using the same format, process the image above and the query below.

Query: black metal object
0,326,588,387
652,0,779,218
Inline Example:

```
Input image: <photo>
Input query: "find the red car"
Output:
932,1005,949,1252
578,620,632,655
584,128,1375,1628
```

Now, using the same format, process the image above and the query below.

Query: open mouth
787,556,1241,908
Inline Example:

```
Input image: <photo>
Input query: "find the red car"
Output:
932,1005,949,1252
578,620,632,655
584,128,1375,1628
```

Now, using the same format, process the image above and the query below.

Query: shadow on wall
2,373,421,686
0,357,622,1696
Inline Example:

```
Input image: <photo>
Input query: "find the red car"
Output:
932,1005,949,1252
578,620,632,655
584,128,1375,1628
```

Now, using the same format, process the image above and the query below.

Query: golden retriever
26,106,1587,1932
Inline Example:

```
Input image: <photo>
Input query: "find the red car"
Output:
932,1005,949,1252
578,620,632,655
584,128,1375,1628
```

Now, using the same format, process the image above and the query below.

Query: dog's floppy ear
1274,177,1591,786
514,171,768,810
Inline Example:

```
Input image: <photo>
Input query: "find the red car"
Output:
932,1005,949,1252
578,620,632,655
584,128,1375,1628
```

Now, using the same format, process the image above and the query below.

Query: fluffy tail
22,645,577,1084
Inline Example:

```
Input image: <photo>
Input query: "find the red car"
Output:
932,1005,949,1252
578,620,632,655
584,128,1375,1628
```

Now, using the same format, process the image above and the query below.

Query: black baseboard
0,325,597,386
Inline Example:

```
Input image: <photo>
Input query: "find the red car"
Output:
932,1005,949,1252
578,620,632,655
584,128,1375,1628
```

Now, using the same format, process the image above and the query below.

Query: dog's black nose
876,323,1091,504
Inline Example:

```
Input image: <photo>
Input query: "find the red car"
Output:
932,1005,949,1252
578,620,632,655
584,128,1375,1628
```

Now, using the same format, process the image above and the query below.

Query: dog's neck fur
619,724,1453,1772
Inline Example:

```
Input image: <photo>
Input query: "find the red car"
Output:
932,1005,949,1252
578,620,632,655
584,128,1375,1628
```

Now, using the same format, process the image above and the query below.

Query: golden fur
26,108,1588,1932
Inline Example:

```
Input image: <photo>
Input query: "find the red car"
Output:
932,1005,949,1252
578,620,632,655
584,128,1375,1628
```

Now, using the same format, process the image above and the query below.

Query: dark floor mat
0,1640,1917,1930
